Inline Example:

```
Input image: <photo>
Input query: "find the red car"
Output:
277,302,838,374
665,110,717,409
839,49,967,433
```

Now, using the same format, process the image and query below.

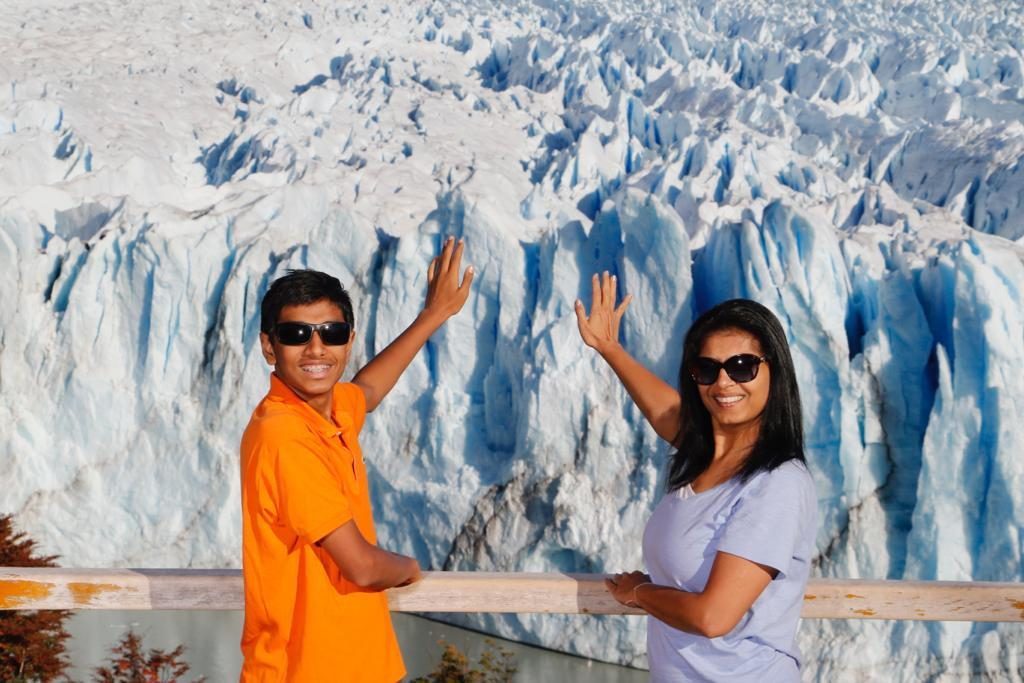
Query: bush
92,630,205,683
411,638,517,683
0,514,71,682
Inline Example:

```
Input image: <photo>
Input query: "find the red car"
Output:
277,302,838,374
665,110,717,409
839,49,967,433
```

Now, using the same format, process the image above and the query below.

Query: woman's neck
711,420,760,463
688,422,760,490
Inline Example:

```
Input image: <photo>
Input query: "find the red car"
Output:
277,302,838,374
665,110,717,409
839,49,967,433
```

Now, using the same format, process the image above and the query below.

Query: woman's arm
575,271,681,443
606,552,777,638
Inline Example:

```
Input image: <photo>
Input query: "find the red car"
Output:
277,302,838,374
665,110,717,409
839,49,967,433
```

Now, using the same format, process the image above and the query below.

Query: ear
260,332,276,366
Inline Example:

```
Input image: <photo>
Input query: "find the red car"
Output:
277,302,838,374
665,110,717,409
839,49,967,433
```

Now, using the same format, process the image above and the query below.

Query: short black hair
260,269,354,334
667,298,805,491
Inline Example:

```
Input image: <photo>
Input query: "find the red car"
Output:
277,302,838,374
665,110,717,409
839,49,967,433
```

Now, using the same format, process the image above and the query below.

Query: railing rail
2,568,1023,622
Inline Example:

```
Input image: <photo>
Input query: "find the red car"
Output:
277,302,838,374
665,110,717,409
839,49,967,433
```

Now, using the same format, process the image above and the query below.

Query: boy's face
260,299,354,413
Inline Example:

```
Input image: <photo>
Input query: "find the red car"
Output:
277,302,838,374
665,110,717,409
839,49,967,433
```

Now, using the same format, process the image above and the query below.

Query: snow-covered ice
2,0,1023,679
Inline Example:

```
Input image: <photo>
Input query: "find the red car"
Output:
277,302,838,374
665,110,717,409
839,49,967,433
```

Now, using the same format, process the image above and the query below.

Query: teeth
301,365,330,373
715,396,743,405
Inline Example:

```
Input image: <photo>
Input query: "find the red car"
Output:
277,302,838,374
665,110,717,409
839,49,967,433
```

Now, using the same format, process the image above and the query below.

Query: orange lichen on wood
853,609,876,616
0,580,54,608
845,593,864,599
68,582,130,606
804,594,817,600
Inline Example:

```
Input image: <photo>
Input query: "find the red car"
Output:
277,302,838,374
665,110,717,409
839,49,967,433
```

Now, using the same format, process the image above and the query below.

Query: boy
239,237,473,682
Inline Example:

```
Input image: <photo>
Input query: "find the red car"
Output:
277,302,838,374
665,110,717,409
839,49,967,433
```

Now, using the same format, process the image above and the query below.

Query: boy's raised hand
424,236,474,321
575,271,632,355
353,235,474,412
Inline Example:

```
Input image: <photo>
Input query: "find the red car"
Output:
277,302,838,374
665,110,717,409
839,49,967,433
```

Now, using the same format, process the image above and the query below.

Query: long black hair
667,298,805,491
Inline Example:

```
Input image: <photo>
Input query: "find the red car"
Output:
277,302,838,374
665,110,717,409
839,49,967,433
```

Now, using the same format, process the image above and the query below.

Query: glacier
2,0,1024,679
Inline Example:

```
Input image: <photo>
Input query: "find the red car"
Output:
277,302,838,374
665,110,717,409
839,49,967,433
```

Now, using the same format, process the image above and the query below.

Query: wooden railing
2,568,1023,622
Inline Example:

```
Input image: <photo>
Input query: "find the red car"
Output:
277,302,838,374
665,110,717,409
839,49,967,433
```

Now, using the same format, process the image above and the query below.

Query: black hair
260,269,354,335
667,298,805,491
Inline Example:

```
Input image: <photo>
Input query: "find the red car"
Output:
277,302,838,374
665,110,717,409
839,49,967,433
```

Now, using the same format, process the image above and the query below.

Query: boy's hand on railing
397,559,422,587
423,236,474,323
575,271,632,356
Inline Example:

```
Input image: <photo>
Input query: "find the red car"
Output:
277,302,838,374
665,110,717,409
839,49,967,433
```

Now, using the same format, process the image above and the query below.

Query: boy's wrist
416,307,449,329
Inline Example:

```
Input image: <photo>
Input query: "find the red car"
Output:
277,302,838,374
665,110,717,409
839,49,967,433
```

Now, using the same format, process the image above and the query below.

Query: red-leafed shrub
0,514,71,682
92,630,204,683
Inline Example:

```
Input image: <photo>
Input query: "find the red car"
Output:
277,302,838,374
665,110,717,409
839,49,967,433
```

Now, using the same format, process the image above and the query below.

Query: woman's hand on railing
605,571,652,608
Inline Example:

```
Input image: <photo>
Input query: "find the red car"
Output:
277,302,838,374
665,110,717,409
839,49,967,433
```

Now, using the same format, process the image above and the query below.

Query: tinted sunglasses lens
691,355,763,385
691,358,721,385
723,354,760,383
274,322,351,346
274,323,312,345
318,322,351,345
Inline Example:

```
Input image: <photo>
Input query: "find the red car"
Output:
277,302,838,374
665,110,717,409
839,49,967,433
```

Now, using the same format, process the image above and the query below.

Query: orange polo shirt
239,374,404,682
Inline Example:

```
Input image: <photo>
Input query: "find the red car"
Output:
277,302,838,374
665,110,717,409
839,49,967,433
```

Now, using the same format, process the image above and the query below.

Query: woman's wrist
629,581,653,607
596,340,625,358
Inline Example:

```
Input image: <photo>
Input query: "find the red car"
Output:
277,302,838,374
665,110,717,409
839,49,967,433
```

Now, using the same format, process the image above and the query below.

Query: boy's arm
319,520,421,590
353,236,474,412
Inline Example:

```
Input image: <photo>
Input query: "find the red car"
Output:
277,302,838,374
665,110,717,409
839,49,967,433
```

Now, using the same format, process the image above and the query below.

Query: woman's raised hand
574,271,681,442
575,272,633,355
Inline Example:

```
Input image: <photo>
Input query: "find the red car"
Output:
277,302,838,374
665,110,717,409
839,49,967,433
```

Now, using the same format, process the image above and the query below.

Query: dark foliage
0,514,71,682
92,630,205,683
411,638,516,683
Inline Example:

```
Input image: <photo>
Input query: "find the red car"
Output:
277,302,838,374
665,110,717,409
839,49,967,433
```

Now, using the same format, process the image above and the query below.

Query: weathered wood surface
2,568,1023,621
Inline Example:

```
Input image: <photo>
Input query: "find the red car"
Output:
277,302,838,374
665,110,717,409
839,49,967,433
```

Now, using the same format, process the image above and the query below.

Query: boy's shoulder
242,381,366,456
332,382,367,431
333,381,366,412
243,401,318,450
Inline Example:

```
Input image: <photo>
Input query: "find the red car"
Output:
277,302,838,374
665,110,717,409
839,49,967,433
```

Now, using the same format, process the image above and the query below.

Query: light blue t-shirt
642,459,818,683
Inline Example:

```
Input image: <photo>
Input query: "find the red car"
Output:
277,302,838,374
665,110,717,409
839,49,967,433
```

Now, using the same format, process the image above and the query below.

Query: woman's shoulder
727,460,819,542
770,458,814,483
743,459,816,501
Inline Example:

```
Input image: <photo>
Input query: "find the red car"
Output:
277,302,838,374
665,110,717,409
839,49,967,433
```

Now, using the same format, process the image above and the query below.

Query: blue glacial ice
1,0,1024,678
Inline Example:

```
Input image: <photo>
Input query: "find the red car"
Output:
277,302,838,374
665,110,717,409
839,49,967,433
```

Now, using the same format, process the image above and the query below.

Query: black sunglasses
273,321,352,346
690,354,767,385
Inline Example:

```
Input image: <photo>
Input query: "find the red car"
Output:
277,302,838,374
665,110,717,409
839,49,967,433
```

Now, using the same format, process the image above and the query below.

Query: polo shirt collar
266,373,356,440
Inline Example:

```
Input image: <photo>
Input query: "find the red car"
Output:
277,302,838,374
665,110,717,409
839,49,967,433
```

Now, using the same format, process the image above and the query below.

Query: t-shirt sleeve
268,436,354,545
717,463,814,576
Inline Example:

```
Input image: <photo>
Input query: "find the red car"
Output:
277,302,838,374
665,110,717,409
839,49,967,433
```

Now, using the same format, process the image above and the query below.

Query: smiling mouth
300,364,332,376
714,396,744,406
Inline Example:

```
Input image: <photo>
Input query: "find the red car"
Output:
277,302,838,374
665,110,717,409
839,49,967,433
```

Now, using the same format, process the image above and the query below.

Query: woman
575,273,818,682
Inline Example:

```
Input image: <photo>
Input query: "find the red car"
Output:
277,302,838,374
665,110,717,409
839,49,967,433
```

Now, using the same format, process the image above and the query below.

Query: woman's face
695,328,770,435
